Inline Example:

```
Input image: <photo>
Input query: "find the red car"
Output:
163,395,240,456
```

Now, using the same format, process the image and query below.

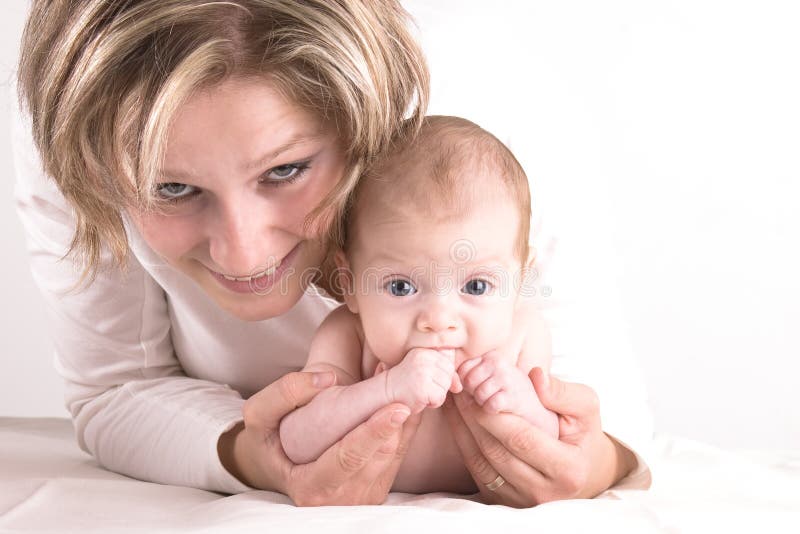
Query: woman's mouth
208,243,301,294
219,263,280,282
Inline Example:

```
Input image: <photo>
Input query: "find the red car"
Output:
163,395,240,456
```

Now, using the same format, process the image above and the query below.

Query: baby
279,116,558,494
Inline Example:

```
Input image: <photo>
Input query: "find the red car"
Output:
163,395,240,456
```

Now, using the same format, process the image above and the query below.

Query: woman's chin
214,287,304,322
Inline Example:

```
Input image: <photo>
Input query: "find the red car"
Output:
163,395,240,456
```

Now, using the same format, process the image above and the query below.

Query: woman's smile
205,242,302,295
130,78,347,320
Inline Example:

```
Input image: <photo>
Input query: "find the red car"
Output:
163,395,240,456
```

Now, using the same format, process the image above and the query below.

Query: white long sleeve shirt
12,96,653,495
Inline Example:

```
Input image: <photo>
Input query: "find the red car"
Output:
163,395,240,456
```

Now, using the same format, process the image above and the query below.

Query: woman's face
129,78,347,321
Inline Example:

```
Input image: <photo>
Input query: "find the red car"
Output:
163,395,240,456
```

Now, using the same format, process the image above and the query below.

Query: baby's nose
415,299,460,333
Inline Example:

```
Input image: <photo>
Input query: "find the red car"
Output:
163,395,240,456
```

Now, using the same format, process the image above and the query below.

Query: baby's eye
462,279,491,296
386,279,417,297
155,182,199,201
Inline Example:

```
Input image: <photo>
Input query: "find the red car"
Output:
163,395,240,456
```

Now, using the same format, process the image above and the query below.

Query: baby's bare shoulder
305,305,365,383
318,303,359,330
512,300,552,373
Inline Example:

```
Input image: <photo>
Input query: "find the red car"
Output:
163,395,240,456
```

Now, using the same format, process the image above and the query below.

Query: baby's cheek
465,314,514,359
360,316,407,367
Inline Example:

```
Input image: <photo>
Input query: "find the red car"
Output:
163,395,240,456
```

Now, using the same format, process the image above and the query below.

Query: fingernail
312,372,335,388
390,409,410,426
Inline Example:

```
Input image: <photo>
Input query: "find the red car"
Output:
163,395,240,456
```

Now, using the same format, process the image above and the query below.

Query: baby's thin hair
340,116,532,265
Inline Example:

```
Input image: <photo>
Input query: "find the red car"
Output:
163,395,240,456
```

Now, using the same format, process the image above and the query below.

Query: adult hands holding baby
220,353,633,507
219,371,421,506
443,368,637,507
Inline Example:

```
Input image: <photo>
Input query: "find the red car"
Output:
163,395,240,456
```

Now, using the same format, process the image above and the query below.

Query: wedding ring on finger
485,474,505,492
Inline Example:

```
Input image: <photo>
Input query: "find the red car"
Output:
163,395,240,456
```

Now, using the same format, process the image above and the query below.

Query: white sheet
1,418,797,533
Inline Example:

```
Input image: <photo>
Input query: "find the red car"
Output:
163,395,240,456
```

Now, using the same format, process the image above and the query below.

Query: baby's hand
458,355,531,414
458,355,559,437
383,348,461,414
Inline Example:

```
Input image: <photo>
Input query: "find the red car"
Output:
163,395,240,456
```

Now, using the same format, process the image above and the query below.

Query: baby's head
333,116,533,366
341,116,531,268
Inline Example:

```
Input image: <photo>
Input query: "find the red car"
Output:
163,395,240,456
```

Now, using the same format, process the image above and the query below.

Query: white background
2,1,798,452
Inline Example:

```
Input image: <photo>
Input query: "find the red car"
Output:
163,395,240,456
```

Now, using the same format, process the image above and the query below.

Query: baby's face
341,197,525,368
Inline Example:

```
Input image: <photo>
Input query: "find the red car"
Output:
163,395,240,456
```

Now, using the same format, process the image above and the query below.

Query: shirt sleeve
529,212,654,490
11,98,252,495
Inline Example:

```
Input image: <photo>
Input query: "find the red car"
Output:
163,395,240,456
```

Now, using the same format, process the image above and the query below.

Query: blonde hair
18,0,429,284
341,115,531,266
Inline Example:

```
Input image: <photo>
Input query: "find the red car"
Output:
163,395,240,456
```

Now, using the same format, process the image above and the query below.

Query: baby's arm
279,306,386,464
458,304,559,437
279,306,459,464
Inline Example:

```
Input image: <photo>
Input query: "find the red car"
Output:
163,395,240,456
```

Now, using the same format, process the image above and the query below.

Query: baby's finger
436,361,459,393
435,348,456,370
431,368,454,392
435,356,456,376
437,348,456,359
473,377,503,406
450,371,463,393
457,357,482,378
462,360,495,393
428,393,448,409
484,391,511,414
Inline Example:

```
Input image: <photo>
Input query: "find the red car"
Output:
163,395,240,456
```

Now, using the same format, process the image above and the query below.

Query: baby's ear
333,249,359,314
517,246,538,303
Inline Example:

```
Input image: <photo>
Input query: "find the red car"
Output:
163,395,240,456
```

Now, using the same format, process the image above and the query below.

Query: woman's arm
14,101,422,502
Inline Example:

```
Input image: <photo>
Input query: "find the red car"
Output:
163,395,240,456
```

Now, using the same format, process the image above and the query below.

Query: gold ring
485,475,505,491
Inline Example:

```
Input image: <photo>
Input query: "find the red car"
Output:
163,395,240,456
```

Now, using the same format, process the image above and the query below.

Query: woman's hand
218,371,421,506
442,368,637,507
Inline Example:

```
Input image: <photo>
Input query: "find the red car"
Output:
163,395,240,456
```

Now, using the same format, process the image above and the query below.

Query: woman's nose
207,201,273,276
416,294,461,333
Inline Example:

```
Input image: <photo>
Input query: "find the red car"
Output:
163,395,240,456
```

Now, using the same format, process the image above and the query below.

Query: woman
14,0,650,506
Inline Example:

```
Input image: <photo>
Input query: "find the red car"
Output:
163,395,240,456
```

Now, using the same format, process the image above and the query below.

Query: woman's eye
386,279,417,297
270,164,300,179
156,182,198,201
462,279,491,296
264,161,310,184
